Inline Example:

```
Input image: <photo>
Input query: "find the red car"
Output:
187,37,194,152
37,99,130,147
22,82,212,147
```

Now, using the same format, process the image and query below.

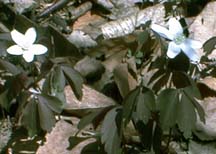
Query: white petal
151,24,174,40
30,44,48,55
22,51,34,62
168,18,183,36
167,42,181,58
7,45,24,55
11,29,27,48
25,27,37,45
29,88,40,94
184,39,202,49
180,43,200,62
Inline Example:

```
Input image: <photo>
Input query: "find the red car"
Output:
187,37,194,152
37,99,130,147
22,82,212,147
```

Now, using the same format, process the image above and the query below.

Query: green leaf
61,66,84,100
127,49,132,58
135,51,144,58
168,52,190,72
81,140,106,154
0,33,11,41
203,36,216,55
0,90,9,111
153,123,162,154
123,87,140,125
135,121,153,150
78,110,102,130
183,86,205,123
52,66,66,92
137,30,149,45
177,91,196,138
43,66,66,102
101,107,122,154
0,59,21,75
67,136,90,150
172,71,191,88
135,59,142,65
37,97,56,132
157,89,179,130
184,84,201,100
191,99,205,123
21,99,40,137
135,87,155,124
38,94,63,114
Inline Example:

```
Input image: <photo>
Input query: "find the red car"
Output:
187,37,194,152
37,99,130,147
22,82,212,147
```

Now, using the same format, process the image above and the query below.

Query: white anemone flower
7,27,47,62
151,18,202,63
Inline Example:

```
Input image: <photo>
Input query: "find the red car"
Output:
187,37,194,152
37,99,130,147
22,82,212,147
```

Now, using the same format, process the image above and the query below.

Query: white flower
151,18,202,63
7,27,47,62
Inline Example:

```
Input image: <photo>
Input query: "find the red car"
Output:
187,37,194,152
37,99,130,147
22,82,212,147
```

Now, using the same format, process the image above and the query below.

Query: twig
69,1,93,20
37,0,71,19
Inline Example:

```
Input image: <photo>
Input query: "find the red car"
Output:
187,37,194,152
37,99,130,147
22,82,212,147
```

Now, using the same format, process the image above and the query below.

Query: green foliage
61,65,84,100
135,87,155,124
21,94,64,136
68,136,91,150
21,99,40,137
42,65,66,102
0,59,21,75
203,36,216,56
1,2,216,153
157,89,179,130
81,141,106,154
101,107,122,154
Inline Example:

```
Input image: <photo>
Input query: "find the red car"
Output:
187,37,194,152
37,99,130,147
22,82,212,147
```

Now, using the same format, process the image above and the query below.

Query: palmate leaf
135,87,155,124
0,59,21,75
168,52,190,72
61,65,84,100
21,98,40,137
68,136,90,150
157,89,179,130
37,94,64,132
81,140,106,154
43,65,66,102
38,94,63,114
137,30,149,45
135,120,153,150
0,90,9,111
176,91,197,139
172,71,191,88
153,123,162,154
37,97,56,132
101,107,122,154
123,87,140,125
77,106,113,130
203,36,216,56
183,85,205,123
78,109,103,130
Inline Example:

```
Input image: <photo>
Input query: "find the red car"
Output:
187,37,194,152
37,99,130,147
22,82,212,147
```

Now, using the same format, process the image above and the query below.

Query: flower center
173,34,186,45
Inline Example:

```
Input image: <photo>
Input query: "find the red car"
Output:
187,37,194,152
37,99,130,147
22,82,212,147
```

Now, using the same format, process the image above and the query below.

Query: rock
36,85,115,153
36,118,95,154
64,84,115,110
189,1,216,59
189,3,216,140
188,140,216,154
194,97,216,141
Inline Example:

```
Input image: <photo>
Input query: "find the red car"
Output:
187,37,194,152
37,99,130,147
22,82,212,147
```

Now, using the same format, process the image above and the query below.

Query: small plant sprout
6,27,48,62
151,18,202,63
